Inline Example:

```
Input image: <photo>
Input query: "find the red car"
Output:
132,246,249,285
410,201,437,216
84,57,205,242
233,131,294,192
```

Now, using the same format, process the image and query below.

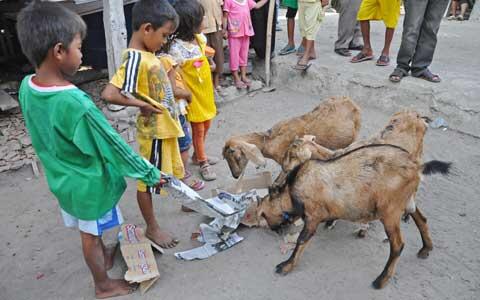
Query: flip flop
351,52,374,63
413,69,441,83
389,68,407,83
334,49,351,57
235,81,247,89
376,55,390,66
293,63,312,71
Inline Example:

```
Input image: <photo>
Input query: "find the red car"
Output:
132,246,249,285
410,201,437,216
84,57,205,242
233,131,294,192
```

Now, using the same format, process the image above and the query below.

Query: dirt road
1,87,479,300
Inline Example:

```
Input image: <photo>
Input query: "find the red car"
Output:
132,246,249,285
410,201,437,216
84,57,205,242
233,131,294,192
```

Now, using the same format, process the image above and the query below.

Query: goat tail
422,160,452,175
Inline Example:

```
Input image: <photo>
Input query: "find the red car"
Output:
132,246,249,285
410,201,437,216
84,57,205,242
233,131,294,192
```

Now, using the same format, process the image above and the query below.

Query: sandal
242,79,252,87
376,55,390,66
192,155,220,166
389,68,407,83
351,52,374,63
187,179,205,191
279,44,296,56
199,164,217,181
293,63,312,71
413,69,441,83
348,44,364,51
296,45,305,56
447,15,456,20
334,48,352,57
235,80,247,89
184,170,192,180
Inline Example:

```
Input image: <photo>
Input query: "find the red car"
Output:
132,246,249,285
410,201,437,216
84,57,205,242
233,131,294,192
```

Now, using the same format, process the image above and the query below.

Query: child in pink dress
223,0,269,89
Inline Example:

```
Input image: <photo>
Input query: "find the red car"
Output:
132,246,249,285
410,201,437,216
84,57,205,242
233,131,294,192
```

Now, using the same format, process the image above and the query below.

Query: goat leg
275,217,320,275
372,218,405,289
410,207,433,259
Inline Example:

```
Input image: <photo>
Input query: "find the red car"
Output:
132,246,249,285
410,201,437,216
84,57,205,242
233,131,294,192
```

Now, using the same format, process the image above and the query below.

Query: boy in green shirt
16,2,162,298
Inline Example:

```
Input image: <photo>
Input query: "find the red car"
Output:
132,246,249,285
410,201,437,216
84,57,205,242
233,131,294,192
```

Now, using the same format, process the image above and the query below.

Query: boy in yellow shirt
102,0,182,249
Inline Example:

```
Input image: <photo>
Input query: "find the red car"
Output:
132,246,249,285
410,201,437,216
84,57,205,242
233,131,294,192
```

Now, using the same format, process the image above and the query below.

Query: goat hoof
371,276,387,290
357,229,367,238
417,247,432,259
275,261,293,275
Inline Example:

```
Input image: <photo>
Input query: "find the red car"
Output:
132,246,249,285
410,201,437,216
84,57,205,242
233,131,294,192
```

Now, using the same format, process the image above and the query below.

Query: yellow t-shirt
169,34,217,123
111,49,183,139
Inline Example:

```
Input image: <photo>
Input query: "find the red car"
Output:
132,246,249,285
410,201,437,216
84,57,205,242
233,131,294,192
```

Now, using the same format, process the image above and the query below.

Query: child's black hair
171,0,205,42
132,0,179,31
16,2,87,68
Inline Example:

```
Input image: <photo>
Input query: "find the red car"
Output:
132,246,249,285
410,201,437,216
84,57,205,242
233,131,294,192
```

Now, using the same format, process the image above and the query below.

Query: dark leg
80,232,136,298
381,27,395,57
410,0,450,76
410,207,433,258
275,216,321,274
359,21,373,56
394,0,428,76
372,217,405,289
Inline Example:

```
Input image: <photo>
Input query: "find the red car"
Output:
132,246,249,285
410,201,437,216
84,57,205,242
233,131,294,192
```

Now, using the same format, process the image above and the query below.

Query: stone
0,146,8,159
20,136,32,147
6,153,20,162
116,120,131,132
9,160,25,170
6,140,21,151
0,165,10,172
0,90,19,111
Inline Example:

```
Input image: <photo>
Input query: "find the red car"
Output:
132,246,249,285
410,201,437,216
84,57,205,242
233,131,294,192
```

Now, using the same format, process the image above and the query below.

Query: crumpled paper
160,172,258,260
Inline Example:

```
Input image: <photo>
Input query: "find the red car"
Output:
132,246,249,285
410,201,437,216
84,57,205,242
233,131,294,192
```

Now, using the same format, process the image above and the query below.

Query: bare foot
104,243,118,271
95,279,137,299
146,226,179,249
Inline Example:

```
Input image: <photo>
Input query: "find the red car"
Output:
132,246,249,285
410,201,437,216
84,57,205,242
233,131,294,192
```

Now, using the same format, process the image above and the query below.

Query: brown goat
222,96,361,178
257,111,451,289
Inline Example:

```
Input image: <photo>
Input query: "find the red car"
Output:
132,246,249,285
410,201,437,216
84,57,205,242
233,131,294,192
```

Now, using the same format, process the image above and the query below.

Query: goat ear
238,142,266,167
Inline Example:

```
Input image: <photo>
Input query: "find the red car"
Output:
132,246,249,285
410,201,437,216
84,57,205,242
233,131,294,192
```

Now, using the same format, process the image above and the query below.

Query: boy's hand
185,91,192,103
154,177,167,189
139,103,162,126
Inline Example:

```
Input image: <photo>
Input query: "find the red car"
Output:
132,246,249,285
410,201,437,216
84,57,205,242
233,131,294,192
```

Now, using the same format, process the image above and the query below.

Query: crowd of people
14,0,465,298
279,0,452,83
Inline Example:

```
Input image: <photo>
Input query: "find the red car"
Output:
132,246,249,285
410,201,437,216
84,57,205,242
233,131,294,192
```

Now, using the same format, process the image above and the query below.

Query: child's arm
253,0,269,9
167,67,192,103
222,11,229,39
208,57,216,72
74,106,164,187
102,84,162,117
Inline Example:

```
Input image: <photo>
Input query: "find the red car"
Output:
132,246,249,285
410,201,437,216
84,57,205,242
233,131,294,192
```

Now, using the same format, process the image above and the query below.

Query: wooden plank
102,0,128,78
264,0,275,87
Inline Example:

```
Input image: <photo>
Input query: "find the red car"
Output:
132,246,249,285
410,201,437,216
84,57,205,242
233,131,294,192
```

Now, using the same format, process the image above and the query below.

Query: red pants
191,120,211,163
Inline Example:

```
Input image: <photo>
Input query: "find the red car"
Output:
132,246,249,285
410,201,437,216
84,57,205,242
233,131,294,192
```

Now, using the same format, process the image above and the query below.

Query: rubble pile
0,109,35,172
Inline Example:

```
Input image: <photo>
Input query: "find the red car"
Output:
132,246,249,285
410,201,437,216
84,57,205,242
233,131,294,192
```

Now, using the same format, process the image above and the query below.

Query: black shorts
286,7,297,19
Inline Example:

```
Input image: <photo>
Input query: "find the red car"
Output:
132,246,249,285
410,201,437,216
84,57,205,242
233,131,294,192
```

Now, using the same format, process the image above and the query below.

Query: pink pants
228,36,250,72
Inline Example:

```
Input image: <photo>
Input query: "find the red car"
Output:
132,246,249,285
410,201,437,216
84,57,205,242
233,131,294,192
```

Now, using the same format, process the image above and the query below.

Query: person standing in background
389,0,450,83
333,0,363,57
199,0,225,92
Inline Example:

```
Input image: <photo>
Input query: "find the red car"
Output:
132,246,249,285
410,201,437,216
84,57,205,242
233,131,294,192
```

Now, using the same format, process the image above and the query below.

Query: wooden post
264,0,276,87
470,2,480,21
103,0,128,78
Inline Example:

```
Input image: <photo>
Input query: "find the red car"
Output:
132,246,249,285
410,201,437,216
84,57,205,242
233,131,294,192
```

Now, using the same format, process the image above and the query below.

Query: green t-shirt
283,0,298,9
19,75,160,220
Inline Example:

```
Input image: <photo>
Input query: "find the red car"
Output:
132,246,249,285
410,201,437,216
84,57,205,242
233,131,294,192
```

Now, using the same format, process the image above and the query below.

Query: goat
222,96,361,178
273,111,434,235
257,111,451,289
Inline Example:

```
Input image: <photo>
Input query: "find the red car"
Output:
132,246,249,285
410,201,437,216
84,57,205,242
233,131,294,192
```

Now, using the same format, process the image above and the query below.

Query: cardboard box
211,171,272,227
119,224,160,294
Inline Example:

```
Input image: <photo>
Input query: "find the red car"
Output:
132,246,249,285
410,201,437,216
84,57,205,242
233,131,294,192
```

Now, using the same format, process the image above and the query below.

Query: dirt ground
1,86,479,300
1,10,480,300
